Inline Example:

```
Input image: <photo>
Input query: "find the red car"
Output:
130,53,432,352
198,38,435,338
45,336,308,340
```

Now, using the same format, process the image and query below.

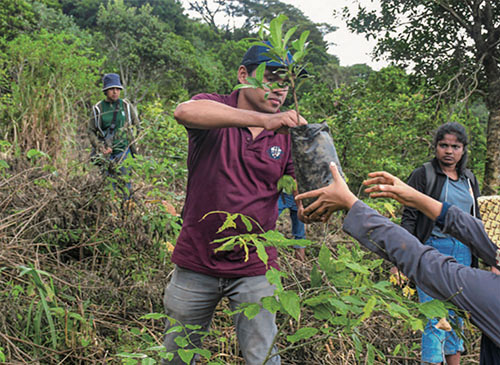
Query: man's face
237,66,289,113
435,133,464,168
105,87,121,102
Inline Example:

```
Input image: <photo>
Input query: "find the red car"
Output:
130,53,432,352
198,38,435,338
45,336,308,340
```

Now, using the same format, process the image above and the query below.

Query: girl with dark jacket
401,122,481,365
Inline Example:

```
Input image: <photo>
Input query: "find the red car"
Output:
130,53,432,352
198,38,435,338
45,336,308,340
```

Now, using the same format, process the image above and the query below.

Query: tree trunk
481,47,500,194
483,107,500,194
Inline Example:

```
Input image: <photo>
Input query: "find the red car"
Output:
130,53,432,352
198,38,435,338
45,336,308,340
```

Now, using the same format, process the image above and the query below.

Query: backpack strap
423,161,436,196
93,101,105,137
123,99,132,125
463,168,475,181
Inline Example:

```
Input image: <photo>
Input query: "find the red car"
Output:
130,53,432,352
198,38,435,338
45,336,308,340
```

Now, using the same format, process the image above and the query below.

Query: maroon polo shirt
171,91,294,278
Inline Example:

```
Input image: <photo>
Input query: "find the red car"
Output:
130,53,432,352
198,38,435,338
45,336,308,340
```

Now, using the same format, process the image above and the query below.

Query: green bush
300,66,485,190
1,30,102,157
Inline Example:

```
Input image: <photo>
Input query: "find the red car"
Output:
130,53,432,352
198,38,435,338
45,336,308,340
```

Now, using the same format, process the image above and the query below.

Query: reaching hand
363,171,442,221
265,110,307,134
363,171,426,208
295,162,358,223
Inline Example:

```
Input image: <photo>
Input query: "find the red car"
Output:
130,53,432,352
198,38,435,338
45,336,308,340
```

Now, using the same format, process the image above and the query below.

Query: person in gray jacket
296,162,500,365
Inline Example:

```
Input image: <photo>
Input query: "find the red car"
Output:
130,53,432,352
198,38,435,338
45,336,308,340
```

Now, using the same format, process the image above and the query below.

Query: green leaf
240,215,253,232
262,296,281,314
116,352,147,358
393,343,401,356
313,304,333,320
277,174,296,194
247,76,264,88
130,327,141,335
293,51,304,62
351,333,363,353
387,302,411,318
372,280,392,294
261,230,286,245
27,149,48,160
366,343,375,364
0,140,12,150
68,312,87,323
192,348,211,360
234,83,256,90
174,336,189,348
293,238,311,247
216,213,238,233
360,296,377,321
258,26,265,40
345,261,370,275
304,293,333,307
329,299,350,315
255,62,266,83
253,239,269,267
123,359,138,365
286,327,318,343
242,237,249,262
50,307,65,317
332,261,346,273
318,244,332,272
243,303,261,320
213,236,238,252
141,312,169,320
343,295,366,307
185,324,202,330
40,293,57,349
299,31,310,50
410,318,424,331
269,15,287,49
310,265,322,288
178,349,195,364
418,299,448,319
166,326,183,335
265,268,285,291
279,291,300,321
283,26,297,48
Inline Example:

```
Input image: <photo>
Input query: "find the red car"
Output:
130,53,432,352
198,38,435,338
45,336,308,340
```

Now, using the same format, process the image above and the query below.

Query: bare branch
434,0,472,34
464,0,475,13
188,0,225,34
460,53,486,102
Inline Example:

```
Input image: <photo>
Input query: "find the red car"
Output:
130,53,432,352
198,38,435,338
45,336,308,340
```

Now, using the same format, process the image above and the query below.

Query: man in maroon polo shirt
161,43,307,365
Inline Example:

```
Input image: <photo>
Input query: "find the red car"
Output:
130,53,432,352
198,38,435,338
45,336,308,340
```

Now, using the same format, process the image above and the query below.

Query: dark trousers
480,334,500,365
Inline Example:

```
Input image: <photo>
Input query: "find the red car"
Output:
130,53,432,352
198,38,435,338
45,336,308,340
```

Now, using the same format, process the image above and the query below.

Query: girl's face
435,133,464,169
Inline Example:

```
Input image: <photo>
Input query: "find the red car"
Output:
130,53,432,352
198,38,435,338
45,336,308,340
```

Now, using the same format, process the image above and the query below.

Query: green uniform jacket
88,98,140,155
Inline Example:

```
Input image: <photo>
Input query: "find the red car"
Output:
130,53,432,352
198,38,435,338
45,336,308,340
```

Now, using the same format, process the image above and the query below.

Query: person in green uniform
88,73,140,199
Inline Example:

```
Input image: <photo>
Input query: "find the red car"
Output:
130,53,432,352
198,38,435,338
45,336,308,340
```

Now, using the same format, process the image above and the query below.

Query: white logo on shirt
268,146,283,160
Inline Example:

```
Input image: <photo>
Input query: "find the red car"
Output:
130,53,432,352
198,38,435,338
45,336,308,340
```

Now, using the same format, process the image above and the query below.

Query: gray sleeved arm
441,205,500,269
343,200,500,347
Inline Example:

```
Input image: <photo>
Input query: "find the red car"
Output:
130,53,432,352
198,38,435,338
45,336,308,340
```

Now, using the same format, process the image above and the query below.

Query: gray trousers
162,266,280,364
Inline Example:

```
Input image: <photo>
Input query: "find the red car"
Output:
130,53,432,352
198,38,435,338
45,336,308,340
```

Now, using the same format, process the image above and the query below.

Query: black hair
433,122,469,173
243,64,283,75
244,63,259,75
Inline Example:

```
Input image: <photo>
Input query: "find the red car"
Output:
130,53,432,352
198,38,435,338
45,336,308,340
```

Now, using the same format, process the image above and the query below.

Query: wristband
436,202,452,227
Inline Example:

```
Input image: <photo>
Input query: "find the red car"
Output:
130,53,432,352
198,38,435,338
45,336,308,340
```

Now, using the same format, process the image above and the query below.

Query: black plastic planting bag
290,122,344,207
